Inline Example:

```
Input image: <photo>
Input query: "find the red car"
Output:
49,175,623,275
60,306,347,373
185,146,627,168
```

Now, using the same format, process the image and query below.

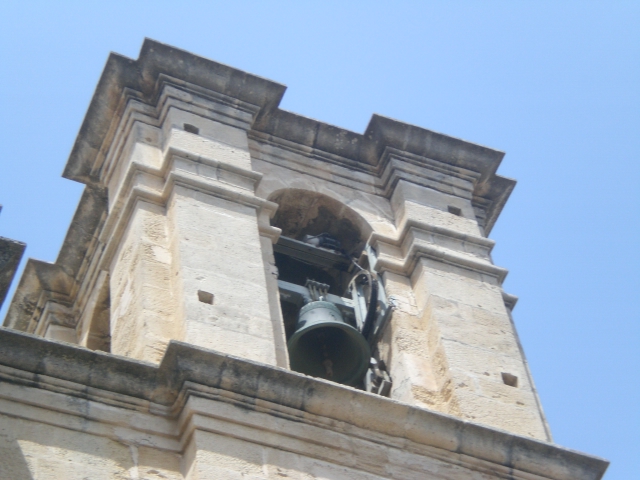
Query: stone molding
0,328,608,479
4,39,516,331
62,39,513,235
502,291,519,311
98,77,261,190
4,259,74,332
99,147,277,270
63,41,286,185
250,135,482,204
368,218,508,283
379,148,479,199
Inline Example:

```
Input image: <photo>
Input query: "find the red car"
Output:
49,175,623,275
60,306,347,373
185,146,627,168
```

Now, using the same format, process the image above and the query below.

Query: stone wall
0,39,607,478
0,328,608,480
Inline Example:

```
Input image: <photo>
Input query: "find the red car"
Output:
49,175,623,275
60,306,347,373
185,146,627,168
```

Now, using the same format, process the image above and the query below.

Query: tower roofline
63,38,514,234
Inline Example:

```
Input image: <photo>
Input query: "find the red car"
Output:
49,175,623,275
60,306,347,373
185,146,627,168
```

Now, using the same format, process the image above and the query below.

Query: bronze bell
287,300,371,386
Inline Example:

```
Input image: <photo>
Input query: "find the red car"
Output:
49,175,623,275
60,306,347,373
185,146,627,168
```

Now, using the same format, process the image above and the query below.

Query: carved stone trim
368,219,507,283
0,328,609,480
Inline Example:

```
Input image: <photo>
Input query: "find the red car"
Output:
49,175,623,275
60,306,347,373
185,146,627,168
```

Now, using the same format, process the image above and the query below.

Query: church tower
1,40,607,479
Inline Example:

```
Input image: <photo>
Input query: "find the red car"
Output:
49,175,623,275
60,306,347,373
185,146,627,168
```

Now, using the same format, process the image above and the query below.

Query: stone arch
268,189,373,256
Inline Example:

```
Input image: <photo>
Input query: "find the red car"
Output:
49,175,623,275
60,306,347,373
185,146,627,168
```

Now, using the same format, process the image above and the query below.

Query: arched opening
268,190,374,382
269,189,372,305
269,189,372,257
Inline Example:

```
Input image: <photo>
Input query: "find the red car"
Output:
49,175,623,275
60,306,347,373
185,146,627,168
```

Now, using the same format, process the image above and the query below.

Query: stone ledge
4,259,74,331
63,39,513,235
97,150,277,271
0,327,608,480
369,219,508,283
63,39,286,185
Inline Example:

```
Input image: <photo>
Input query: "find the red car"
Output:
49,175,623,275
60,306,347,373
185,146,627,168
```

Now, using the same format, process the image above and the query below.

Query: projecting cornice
0,328,608,480
63,38,514,234
63,39,287,185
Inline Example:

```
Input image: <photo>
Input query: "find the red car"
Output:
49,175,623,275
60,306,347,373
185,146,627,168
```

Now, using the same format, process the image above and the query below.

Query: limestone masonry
1,39,608,479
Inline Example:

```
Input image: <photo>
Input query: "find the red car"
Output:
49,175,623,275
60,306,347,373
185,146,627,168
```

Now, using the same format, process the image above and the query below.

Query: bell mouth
287,301,371,386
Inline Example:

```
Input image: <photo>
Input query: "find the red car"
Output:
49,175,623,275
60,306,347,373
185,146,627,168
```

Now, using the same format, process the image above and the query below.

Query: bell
287,301,371,386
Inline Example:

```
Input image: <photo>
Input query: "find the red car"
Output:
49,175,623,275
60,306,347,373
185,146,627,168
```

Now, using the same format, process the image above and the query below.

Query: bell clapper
278,237,390,388
319,332,334,378
322,357,334,378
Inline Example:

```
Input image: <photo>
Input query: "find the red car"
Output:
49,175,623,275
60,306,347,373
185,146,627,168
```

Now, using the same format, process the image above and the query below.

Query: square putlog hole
501,372,518,387
183,123,199,134
197,290,214,305
447,205,462,216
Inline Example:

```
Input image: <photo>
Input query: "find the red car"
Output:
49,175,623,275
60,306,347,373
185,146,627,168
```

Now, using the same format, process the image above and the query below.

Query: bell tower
1,40,607,479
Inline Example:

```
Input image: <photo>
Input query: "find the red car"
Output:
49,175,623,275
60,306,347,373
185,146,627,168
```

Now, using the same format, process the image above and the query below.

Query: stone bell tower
1,39,607,479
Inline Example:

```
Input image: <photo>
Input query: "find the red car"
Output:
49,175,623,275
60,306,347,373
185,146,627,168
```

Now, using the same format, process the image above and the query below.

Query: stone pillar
371,180,551,441
166,184,280,365
109,200,178,362
103,87,287,367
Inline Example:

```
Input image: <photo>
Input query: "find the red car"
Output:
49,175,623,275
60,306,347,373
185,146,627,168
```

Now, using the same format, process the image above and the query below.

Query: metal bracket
274,236,353,271
365,358,392,397
305,279,330,301
278,280,355,321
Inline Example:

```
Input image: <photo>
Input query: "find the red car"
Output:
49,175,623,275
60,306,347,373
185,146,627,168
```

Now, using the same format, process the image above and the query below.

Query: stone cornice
368,219,508,283
4,259,74,331
99,77,261,189
63,40,286,185
3,186,108,332
63,39,513,235
0,328,608,480
250,134,482,202
99,146,277,270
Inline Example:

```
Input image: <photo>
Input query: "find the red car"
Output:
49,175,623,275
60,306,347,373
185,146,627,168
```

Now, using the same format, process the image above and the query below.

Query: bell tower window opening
269,189,393,391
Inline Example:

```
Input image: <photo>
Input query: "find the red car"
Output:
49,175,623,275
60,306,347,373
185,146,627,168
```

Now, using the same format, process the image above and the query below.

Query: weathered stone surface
1,39,607,478
0,328,609,479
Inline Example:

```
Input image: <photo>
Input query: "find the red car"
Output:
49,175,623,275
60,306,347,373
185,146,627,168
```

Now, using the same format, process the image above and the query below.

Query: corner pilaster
100,83,287,366
372,179,551,440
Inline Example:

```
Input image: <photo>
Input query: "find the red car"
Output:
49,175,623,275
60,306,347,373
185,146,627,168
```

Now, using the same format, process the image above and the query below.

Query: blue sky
1,2,638,477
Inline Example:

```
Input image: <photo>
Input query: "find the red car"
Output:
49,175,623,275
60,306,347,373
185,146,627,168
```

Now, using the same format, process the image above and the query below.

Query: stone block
412,261,506,313
0,414,134,480
191,430,265,477
164,105,252,150
164,126,252,171
454,389,548,439
434,312,522,358
441,338,530,389
43,324,77,344
137,446,182,480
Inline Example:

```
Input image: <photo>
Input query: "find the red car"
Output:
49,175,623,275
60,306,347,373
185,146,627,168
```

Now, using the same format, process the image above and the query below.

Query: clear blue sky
1,2,638,477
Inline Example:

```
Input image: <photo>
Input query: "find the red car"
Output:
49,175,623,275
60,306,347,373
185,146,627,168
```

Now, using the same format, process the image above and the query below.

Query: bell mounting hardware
274,235,393,390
